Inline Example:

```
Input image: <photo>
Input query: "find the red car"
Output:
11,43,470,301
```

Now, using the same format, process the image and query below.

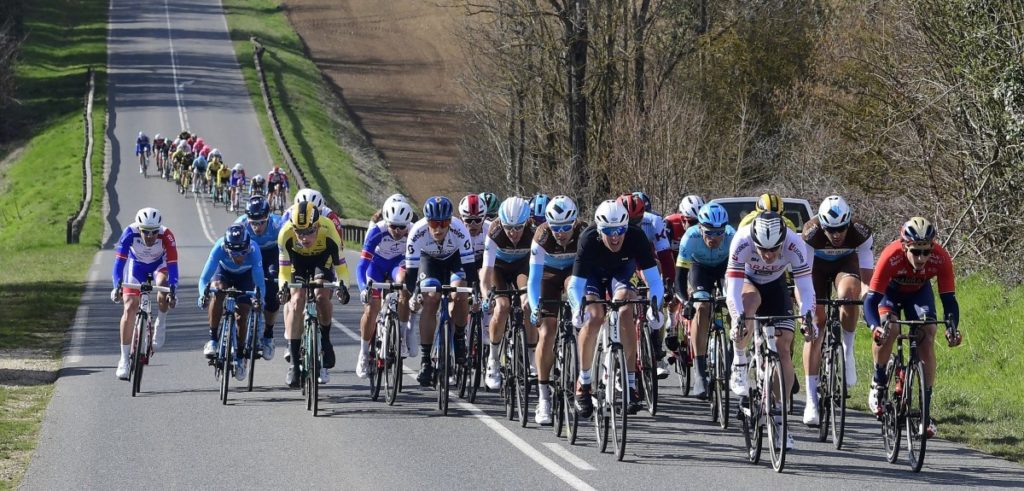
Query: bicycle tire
741,364,763,464
906,361,928,472
438,317,451,415
639,326,657,416
304,320,314,411
676,329,692,397
610,348,629,461
467,314,482,403
130,313,147,397
882,357,901,463
515,324,529,427
370,324,383,402
220,314,233,405
247,311,261,392
385,312,401,406
713,333,730,429
766,356,788,472
831,340,847,449
312,325,321,416
502,332,515,421
593,344,609,453
817,334,832,442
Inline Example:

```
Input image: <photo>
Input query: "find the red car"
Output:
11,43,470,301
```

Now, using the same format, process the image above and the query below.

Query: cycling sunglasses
388,223,408,231
909,248,932,257
700,226,725,237
503,224,525,233
140,228,159,237
756,244,782,253
462,217,484,225
296,227,318,237
598,225,627,237
428,219,451,228
824,224,849,234
228,249,248,258
550,223,574,234
248,219,269,226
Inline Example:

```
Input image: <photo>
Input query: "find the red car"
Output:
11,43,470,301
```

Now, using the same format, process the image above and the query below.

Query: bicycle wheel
220,316,233,405
713,333,730,429
765,356,788,472
466,314,482,403
369,324,384,402
882,358,901,463
515,324,529,427
437,318,451,415
130,313,147,397
552,335,566,437
830,341,847,449
905,361,928,472
741,369,763,464
247,311,261,392
609,348,629,461
385,312,401,406
676,326,692,396
502,333,515,421
593,345,609,452
311,325,320,416
639,326,657,416
563,336,581,444
817,338,832,442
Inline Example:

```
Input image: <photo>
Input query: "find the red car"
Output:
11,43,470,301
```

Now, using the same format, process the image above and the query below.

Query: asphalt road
20,1,1024,489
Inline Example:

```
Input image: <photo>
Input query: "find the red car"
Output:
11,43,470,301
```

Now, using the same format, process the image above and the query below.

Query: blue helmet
632,191,652,212
223,224,250,252
697,202,729,228
529,194,550,221
423,196,454,221
246,196,270,221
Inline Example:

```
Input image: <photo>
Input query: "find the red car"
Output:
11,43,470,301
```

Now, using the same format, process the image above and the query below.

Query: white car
710,196,814,230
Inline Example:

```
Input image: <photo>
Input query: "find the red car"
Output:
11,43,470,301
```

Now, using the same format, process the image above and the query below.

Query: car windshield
716,200,812,230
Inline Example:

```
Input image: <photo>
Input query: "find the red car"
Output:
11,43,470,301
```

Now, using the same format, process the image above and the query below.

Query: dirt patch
0,349,60,386
285,0,470,205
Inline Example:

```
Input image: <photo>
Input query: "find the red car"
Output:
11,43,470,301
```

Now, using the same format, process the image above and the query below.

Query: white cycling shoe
318,368,330,384
261,338,275,361
234,359,247,381
485,361,502,390
115,359,130,380
355,351,369,379
535,398,553,426
803,402,820,426
203,340,218,358
729,366,748,396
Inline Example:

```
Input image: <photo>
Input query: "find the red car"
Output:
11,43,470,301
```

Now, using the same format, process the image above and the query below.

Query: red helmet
459,194,486,218
617,194,645,224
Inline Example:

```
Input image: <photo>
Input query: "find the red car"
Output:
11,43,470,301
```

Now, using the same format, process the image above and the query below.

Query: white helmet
154,133,162,140
498,197,530,226
383,201,414,226
233,163,243,171
678,195,705,219
594,200,629,228
751,212,787,249
545,195,578,225
135,207,162,230
818,195,852,228
294,188,325,208
385,193,407,205
210,148,221,157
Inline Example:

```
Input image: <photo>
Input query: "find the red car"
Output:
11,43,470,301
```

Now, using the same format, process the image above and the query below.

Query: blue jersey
192,156,208,173
676,224,736,268
135,138,151,156
198,239,266,304
234,214,283,274
357,222,407,291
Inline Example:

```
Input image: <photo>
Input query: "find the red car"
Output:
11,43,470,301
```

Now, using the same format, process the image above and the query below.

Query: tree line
0,0,24,142
455,0,1024,282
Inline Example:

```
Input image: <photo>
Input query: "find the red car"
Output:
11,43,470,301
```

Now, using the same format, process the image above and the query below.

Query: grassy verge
0,0,108,488
220,0,377,219
791,274,1024,463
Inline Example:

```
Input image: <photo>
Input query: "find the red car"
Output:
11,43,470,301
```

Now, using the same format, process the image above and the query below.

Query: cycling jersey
249,180,267,196
198,238,266,305
283,205,345,239
199,146,211,159
277,216,347,289
403,217,478,292
206,160,223,180
738,210,798,232
663,213,695,254
802,217,874,265
356,221,408,291
483,222,535,267
527,221,586,312
567,225,664,313
135,137,151,156
229,170,246,187
267,170,288,186
234,214,283,255
216,166,230,185
676,224,736,268
863,240,958,328
153,139,167,153
192,156,208,174
639,212,670,252
725,226,814,320
112,224,179,289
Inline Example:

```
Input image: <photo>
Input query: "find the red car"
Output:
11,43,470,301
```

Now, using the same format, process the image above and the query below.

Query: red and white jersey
869,240,955,295
726,226,814,318
112,225,180,286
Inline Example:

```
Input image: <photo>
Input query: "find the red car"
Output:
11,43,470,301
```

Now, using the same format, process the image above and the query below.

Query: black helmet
223,224,250,252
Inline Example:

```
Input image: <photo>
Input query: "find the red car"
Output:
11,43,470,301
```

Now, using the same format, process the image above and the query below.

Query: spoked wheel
515,326,529,427
712,335,731,429
460,316,482,402
817,341,832,443
905,362,928,472
676,326,692,396
830,343,847,449
608,348,629,461
639,327,658,416
246,313,261,392
220,317,233,405
741,363,763,464
563,336,580,445
437,321,451,415
130,315,146,397
765,356,788,473
593,346,610,453
882,359,900,463
385,314,402,406
502,335,515,421
369,326,383,402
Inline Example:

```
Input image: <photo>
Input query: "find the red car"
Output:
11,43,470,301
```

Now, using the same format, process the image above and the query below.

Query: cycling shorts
688,262,727,297
211,267,256,306
120,258,169,296
540,266,571,308
878,281,936,322
366,256,405,299
746,275,794,332
492,258,529,292
812,253,860,301
417,253,465,290
583,259,636,299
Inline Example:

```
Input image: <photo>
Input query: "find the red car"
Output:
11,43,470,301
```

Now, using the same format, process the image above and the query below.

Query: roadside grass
220,0,378,219
0,0,108,488
792,274,1024,463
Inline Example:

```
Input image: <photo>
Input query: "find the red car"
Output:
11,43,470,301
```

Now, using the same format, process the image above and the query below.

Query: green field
220,0,379,219
0,0,108,488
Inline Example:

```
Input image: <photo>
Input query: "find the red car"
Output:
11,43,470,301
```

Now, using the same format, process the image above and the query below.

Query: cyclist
355,200,415,378
229,163,247,209
674,201,735,399
403,196,479,386
277,201,351,387
726,211,815,450
479,191,501,221
624,192,675,377
206,154,224,196
198,143,211,159
738,193,799,231
459,193,491,346
663,194,705,351
250,174,267,197
568,200,665,417
215,161,231,200
235,196,285,360
267,165,290,210
191,153,208,194
110,208,178,379
527,195,583,425
198,225,266,382
367,193,410,227
286,188,346,239
482,197,537,390
153,133,168,173
863,217,961,437
800,195,874,425
135,132,151,174
529,193,550,226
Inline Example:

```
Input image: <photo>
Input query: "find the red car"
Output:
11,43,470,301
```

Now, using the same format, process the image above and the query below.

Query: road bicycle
494,287,530,426
815,298,862,449
370,282,405,405
457,287,484,403
122,280,170,397
585,297,649,461
739,314,802,472
138,150,149,177
206,287,258,405
877,318,952,472
634,286,658,416
541,300,579,442
423,284,474,415
287,276,339,417
690,292,733,429
244,306,264,392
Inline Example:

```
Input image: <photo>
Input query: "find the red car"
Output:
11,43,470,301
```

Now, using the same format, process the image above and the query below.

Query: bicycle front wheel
515,325,529,427
765,356,788,472
593,345,609,452
437,319,451,415
817,339,832,443
563,335,581,444
830,341,847,449
882,358,901,463
130,313,147,397
310,326,320,416
220,315,234,405
466,314,483,403
385,313,401,406
906,361,928,472
247,311,261,392
609,348,629,461
369,325,383,402
712,333,730,429
639,326,657,416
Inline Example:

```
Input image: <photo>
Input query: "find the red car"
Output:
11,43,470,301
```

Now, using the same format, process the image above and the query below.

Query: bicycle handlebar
209,286,259,298
689,295,727,304
741,314,804,322
421,285,474,294
370,282,405,291
121,283,172,293
816,298,863,306
491,287,527,296
583,298,650,309
287,279,339,290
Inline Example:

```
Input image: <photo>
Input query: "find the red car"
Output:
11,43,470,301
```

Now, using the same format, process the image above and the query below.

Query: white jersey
405,217,475,269
469,220,491,260
365,221,407,261
639,212,670,252
725,226,814,318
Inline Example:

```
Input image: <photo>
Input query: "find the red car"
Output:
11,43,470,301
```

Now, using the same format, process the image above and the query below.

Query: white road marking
163,0,188,131
542,442,597,471
332,318,594,491
65,305,90,364
194,196,218,245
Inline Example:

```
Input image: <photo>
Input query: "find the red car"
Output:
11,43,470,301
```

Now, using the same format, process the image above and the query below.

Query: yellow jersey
277,216,348,288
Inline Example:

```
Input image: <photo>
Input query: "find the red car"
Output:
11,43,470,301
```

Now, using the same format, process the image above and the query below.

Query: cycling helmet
750,211,787,249
252,174,265,183
529,194,550,221
423,196,454,221
479,192,500,218
246,196,270,221
616,194,645,223
632,191,653,212
233,163,243,171
697,202,729,228
459,194,486,218
177,142,190,152
900,217,935,243
595,200,629,228
289,201,320,231
294,188,325,208
138,132,147,140
545,195,578,225
498,197,530,226
756,193,785,213
223,224,250,252
678,195,705,219
818,195,852,228
154,133,162,140
272,165,281,172
135,207,162,230
383,201,414,226
385,193,407,204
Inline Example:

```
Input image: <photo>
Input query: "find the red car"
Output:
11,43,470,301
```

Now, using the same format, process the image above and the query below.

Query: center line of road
542,442,597,471
163,0,189,131
332,319,595,491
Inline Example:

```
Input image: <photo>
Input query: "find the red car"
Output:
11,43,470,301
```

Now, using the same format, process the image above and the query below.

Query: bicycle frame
288,277,338,416
122,281,170,397
422,284,473,415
